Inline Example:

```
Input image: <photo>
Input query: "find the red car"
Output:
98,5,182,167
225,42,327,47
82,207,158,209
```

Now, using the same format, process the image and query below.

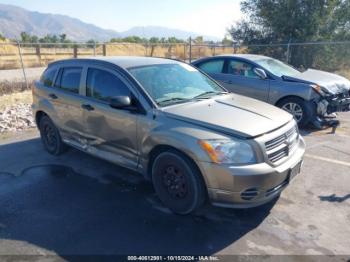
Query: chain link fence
240,41,350,79
0,41,238,69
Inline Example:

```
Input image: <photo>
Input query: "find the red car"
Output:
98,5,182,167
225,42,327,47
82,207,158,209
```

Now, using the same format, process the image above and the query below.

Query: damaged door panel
48,66,90,144
80,67,139,170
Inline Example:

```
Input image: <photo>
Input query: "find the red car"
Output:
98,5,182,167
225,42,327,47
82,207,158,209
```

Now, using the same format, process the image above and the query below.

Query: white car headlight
198,139,256,164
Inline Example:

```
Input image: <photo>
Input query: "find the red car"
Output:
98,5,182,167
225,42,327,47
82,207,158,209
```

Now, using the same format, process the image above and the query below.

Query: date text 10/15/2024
127,256,219,261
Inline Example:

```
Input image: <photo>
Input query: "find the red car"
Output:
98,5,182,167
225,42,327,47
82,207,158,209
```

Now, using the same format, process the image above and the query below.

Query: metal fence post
36,44,41,65
189,37,192,63
16,41,29,90
183,43,186,62
103,44,107,56
233,42,237,54
286,39,291,63
93,42,96,56
73,45,78,58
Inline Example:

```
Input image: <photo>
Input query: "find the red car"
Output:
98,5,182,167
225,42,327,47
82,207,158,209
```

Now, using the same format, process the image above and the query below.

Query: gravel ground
0,67,45,82
0,103,36,132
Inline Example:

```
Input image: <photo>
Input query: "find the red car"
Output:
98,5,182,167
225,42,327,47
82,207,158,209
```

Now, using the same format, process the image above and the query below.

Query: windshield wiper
156,97,190,106
193,91,228,99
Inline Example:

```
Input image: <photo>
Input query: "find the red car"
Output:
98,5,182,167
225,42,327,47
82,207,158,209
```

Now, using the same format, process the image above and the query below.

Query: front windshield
255,58,301,77
128,63,225,106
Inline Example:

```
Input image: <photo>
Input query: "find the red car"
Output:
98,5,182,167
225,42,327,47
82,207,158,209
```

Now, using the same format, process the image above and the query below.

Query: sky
0,0,243,38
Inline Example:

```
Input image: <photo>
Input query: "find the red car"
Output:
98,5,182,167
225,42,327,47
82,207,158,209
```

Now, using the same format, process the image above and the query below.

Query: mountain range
0,4,219,41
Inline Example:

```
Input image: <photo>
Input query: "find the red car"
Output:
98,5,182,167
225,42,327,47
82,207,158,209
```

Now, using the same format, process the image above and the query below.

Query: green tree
222,36,233,46
59,34,67,42
194,36,204,43
86,39,97,48
149,37,160,43
20,32,32,42
229,0,350,70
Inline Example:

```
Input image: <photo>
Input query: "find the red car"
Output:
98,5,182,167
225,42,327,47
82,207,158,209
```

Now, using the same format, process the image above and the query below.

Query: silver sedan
192,54,350,127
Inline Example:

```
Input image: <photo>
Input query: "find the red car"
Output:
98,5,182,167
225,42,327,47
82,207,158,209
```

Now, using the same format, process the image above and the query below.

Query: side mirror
254,68,268,79
110,96,132,109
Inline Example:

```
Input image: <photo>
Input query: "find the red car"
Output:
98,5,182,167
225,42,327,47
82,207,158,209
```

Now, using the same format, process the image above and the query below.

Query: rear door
80,66,139,169
221,59,269,101
48,66,87,143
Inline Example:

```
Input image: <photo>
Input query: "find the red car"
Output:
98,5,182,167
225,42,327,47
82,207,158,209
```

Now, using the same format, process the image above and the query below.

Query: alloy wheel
282,102,303,122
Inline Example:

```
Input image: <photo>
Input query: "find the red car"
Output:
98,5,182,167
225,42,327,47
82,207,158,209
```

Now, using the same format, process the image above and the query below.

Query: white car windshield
255,58,301,77
128,63,225,106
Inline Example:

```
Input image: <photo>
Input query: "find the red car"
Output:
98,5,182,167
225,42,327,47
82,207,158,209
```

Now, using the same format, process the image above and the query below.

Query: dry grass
335,68,350,80
0,90,33,110
0,41,248,69
0,80,33,96
0,41,76,69
105,43,187,59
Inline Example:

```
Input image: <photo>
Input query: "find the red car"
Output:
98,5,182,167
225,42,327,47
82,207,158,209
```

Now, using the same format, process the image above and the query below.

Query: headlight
310,84,327,96
198,139,256,164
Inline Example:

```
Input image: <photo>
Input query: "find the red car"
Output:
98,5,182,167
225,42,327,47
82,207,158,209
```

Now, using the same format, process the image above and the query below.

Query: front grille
265,125,299,163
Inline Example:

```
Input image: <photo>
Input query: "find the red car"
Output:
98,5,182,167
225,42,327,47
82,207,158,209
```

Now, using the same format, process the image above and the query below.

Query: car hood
283,69,350,94
161,94,293,138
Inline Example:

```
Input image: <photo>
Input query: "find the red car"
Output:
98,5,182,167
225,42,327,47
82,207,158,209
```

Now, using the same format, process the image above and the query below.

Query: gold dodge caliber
33,56,305,214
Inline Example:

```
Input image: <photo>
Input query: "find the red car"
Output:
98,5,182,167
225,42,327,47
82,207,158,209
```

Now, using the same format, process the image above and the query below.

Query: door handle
81,104,95,111
48,93,58,99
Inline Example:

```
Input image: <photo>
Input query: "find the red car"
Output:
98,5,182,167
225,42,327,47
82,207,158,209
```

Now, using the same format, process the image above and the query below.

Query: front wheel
277,97,313,127
151,150,206,214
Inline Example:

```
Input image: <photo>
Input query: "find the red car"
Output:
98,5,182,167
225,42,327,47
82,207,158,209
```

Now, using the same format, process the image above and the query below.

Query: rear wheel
151,150,206,214
277,97,313,127
39,115,67,155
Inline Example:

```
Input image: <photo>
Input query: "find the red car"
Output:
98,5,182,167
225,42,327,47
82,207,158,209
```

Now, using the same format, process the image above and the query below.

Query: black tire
39,115,67,155
277,97,314,127
151,150,206,214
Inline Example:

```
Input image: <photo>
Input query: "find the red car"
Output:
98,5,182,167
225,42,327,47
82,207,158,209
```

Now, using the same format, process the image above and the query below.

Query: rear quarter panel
32,80,58,126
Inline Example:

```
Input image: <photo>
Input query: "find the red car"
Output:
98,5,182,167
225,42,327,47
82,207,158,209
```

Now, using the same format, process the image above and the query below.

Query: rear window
198,59,224,74
55,67,82,94
40,67,57,87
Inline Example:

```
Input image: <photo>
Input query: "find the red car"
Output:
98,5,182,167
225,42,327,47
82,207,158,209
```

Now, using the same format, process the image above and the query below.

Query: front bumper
198,137,305,208
327,96,350,113
317,92,350,115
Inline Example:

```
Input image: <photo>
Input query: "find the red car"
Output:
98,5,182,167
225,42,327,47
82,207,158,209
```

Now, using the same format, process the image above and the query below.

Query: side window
56,67,82,94
227,60,259,78
86,68,130,102
40,67,57,87
198,59,224,74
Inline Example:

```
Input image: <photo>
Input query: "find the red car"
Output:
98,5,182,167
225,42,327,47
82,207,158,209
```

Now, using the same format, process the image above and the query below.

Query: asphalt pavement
0,114,349,258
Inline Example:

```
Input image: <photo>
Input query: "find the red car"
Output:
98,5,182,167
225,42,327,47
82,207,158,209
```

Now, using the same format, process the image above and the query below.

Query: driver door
221,59,270,102
80,66,139,169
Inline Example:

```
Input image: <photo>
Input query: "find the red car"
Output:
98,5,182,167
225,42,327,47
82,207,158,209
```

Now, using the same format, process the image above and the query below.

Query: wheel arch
275,95,317,127
275,95,306,107
146,144,209,196
147,145,197,178
35,110,49,127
